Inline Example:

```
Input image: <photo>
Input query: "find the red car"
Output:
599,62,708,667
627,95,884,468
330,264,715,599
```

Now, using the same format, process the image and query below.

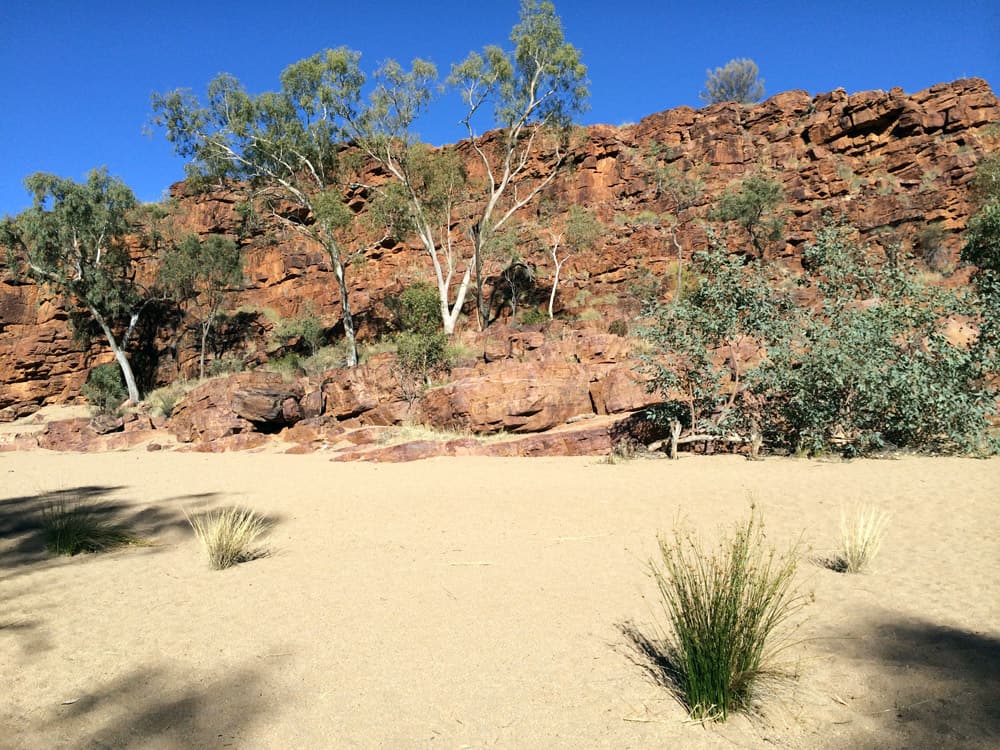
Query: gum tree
449,0,589,327
151,50,365,365
700,58,765,105
1,169,149,402
160,233,243,379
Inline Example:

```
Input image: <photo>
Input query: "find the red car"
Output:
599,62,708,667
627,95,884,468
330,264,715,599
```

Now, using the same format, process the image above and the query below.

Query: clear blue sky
1,1,996,216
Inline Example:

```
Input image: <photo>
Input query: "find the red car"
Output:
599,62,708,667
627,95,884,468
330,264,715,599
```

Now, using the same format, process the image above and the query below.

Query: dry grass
40,502,141,556
837,505,890,573
186,506,270,570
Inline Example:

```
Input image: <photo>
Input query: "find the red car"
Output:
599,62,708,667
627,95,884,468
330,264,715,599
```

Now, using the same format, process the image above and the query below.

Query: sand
1,450,998,749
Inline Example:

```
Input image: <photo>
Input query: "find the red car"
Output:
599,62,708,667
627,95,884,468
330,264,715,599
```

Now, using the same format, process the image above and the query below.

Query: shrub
395,282,441,335
147,382,193,418
835,506,890,573
608,319,629,337
700,58,765,105
186,506,270,570
81,363,127,413
519,307,549,326
650,511,807,721
271,309,325,355
41,502,140,556
395,331,449,382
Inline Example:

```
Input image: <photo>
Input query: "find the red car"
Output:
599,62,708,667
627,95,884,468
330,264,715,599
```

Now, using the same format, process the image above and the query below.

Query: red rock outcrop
2,78,997,444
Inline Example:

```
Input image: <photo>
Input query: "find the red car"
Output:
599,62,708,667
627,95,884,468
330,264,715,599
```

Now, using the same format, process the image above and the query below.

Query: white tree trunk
91,307,141,403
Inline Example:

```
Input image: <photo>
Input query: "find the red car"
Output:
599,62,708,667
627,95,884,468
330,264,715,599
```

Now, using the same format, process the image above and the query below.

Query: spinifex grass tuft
837,505,890,573
186,506,270,570
41,502,140,556
651,511,808,721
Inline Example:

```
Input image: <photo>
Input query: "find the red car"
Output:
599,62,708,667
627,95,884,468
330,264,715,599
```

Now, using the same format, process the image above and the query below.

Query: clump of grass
41,502,140,556
650,511,808,721
186,506,270,570
836,505,890,573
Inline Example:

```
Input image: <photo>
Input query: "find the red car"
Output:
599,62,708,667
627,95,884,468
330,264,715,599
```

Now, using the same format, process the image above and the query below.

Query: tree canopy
700,58,765,105
1,169,148,402
151,49,366,364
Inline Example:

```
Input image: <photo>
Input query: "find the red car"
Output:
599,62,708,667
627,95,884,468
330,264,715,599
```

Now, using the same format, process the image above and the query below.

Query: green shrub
186,506,270,570
650,511,807,721
396,331,449,381
81,363,127,413
271,310,325,355
395,282,441,334
608,319,629,337
41,502,140,556
519,307,549,326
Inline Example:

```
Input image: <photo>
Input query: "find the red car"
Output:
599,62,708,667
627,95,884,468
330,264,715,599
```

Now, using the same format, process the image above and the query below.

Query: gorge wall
1,78,997,419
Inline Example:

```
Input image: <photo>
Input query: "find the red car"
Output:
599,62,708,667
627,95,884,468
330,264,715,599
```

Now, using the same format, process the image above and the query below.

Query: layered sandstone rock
2,78,997,428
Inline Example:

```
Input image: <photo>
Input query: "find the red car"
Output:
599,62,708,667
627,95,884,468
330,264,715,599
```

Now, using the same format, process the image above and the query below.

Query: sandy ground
1,451,998,749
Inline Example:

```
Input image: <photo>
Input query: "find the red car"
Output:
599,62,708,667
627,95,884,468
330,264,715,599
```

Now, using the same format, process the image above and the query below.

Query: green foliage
0,169,146,401
41,502,140,556
151,48,366,365
450,0,589,131
520,307,550,326
81,363,127,413
650,511,806,721
608,319,629,337
161,233,243,379
271,309,325,356
963,196,1000,274
395,282,441,334
759,222,997,455
641,235,791,439
564,204,604,250
969,153,1000,205
641,220,997,456
712,172,785,257
395,330,449,381
391,283,451,388
700,58,765,105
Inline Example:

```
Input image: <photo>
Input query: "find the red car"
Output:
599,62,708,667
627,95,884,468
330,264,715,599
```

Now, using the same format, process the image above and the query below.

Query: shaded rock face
1,79,997,417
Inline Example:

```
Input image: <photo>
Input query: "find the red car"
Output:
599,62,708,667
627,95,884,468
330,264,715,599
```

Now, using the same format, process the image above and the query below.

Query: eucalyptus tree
348,56,474,335
448,0,589,327
151,50,365,365
160,233,243,379
0,169,150,402
700,58,765,105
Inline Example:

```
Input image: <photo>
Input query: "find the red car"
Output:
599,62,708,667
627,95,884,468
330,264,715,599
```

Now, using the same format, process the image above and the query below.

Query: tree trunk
91,307,141,403
199,319,211,381
333,259,358,367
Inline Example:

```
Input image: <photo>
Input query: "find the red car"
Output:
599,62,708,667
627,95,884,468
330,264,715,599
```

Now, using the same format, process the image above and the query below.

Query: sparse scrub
186,506,270,570
835,505,890,573
146,381,194,418
650,511,808,721
41,502,140,556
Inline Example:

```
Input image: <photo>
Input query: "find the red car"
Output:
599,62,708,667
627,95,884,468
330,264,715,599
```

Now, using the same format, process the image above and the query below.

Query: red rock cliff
1,78,997,418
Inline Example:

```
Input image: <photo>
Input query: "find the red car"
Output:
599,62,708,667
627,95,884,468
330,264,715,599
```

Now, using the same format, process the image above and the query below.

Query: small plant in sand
835,505,890,573
41,502,140,556
650,511,808,721
186,506,270,570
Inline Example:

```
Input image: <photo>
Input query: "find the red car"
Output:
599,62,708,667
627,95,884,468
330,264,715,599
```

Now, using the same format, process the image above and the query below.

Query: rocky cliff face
2,78,997,419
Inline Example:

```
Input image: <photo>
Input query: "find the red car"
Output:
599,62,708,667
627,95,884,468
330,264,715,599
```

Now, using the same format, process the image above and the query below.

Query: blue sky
1,1,997,216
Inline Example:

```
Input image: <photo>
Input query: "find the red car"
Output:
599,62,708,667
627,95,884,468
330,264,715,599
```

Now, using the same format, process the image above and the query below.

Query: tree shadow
826,616,1000,749
0,485,220,577
13,661,281,749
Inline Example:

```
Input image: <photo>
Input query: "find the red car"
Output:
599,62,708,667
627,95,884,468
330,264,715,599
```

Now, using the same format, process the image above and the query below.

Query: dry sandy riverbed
1,451,998,749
